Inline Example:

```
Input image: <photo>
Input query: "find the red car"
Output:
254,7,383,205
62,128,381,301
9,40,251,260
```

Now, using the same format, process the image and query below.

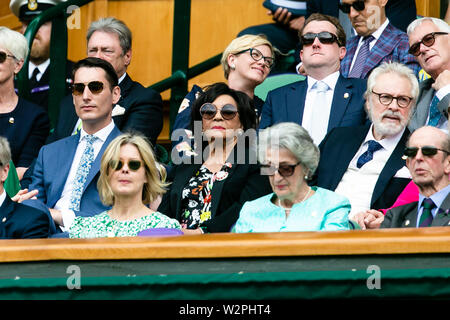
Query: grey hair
407,17,450,35
364,62,419,119
258,122,320,177
87,17,132,54
0,27,29,61
0,137,11,168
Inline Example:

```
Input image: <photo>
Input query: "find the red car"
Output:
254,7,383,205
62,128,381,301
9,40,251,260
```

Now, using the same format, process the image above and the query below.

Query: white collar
28,59,50,78
79,120,115,143
118,72,127,84
307,71,340,92
358,18,389,44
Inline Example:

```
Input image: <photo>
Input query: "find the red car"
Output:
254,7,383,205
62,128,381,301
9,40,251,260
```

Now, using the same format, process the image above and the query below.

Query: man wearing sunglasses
339,0,420,80
259,13,367,145
406,17,450,132
47,17,163,149
312,62,419,220
10,0,73,112
21,58,122,235
353,126,450,229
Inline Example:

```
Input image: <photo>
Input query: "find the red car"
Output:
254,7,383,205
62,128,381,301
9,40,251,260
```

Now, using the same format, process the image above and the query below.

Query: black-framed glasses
403,146,449,158
301,32,340,46
236,47,274,69
109,159,142,171
371,90,413,108
261,162,301,177
72,81,104,96
0,51,16,63
408,32,449,56
338,0,366,14
200,103,238,120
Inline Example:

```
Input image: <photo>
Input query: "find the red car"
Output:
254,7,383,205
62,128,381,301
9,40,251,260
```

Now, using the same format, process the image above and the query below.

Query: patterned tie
356,140,383,169
69,135,97,211
348,35,374,78
419,198,435,227
309,80,330,144
427,95,441,127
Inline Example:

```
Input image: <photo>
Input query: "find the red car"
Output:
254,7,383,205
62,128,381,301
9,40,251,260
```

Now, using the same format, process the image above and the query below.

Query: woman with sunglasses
0,27,49,180
172,34,275,150
159,82,272,234
233,122,350,233
69,133,180,238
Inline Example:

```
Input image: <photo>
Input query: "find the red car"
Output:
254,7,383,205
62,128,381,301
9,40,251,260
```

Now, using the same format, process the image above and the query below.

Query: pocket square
394,166,411,178
112,104,126,117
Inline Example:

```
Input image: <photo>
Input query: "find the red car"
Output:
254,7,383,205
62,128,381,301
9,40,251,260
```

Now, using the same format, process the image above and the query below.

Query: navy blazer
0,195,50,239
259,75,367,131
25,126,121,221
48,74,163,147
312,125,411,210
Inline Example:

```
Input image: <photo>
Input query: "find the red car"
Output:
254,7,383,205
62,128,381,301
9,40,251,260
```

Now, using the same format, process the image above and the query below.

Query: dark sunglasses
403,146,449,158
408,32,449,56
236,47,274,69
0,51,16,63
301,32,340,46
72,81,104,96
371,91,413,108
261,162,301,178
200,103,238,120
338,0,366,14
109,159,142,171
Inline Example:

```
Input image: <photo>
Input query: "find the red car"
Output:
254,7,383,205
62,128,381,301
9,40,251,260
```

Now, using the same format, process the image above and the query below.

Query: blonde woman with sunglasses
69,133,180,238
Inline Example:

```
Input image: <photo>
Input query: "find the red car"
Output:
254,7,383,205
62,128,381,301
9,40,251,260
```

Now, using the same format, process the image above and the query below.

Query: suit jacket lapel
328,75,352,130
433,193,450,227
118,74,133,104
0,196,14,221
173,163,202,220
409,79,434,130
341,36,359,76
371,129,409,206
403,204,418,227
288,81,307,126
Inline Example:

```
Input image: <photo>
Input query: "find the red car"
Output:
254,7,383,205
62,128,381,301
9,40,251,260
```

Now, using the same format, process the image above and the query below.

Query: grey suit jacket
381,193,450,228
408,78,450,131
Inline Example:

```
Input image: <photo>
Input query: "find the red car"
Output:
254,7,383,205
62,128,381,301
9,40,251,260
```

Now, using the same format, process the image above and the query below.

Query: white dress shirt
55,120,115,230
349,19,390,72
28,59,50,82
0,190,6,208
302,71,340,145
334,125,407,217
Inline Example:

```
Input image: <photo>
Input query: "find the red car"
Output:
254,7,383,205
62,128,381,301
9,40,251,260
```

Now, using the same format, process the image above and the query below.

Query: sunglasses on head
72,81,104,96
236,47,274,69
403,146,449,158
408,32,449,56
338,0,366,14
109,159,142,171
0,51,16,63
301,32,340,46
261,162,301,178
200,103,238,120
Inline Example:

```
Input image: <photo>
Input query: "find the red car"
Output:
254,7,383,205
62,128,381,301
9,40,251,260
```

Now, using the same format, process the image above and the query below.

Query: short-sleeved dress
69,211,181,238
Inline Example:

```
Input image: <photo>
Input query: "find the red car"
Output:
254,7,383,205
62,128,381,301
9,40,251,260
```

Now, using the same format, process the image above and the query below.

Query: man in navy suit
0,137,49,239
312,62,419,220
22,57,121,233
259,13,367,145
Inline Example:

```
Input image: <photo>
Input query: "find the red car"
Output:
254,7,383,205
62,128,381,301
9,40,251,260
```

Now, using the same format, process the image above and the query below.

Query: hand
432,70,450,91
11,188,38,203
49,208,63,226
364,210,384,229
182,227,203,235
270,7,292,25
288,15,305,31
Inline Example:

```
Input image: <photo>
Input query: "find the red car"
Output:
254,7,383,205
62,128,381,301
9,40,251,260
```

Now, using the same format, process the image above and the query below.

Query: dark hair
71,57,119,89
190,82,257,131
299,13,346,48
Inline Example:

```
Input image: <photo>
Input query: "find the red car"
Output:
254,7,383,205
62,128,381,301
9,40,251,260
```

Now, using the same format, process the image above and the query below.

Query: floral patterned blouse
69,211,181,238
180,162,233,229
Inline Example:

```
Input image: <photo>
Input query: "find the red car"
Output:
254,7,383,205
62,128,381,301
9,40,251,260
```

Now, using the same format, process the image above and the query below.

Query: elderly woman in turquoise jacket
234,122,350,232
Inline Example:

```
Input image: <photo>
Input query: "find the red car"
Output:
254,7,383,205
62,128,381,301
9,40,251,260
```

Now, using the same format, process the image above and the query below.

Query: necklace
277,187,312,211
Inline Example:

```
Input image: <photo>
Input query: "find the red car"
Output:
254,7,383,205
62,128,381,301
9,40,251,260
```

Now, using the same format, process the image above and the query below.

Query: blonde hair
221,34,275,79
0,27,29,61
97,133,169,206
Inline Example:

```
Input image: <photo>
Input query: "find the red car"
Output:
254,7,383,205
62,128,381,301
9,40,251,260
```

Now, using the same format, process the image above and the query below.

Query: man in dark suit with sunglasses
311,62,419,222
20,58,121,235
352,126,450,229
406,17,450,132
339,0,420,79
259,13,367,145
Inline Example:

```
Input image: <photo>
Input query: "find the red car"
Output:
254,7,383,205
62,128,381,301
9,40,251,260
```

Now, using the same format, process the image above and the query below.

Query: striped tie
356,140,383,169
419,198,435,227
348,35,374,78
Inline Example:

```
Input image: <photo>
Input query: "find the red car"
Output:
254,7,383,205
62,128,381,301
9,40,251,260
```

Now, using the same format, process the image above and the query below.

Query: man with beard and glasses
310,62,419,221
10,0,73,111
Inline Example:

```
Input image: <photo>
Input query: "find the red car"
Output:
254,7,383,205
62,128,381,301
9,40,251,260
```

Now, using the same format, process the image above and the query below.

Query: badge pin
2,217,6,223
405,220,410,226
9,117,14,124
344,93,349,99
